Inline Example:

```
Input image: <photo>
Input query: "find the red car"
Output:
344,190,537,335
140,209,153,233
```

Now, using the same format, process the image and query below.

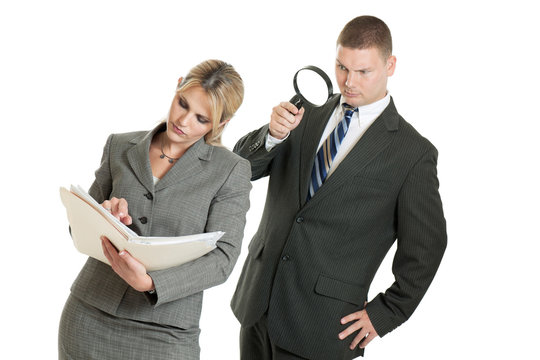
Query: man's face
335,45,396,107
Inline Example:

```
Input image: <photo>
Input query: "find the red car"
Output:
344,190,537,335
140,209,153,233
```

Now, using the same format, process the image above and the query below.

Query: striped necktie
308,103,358,200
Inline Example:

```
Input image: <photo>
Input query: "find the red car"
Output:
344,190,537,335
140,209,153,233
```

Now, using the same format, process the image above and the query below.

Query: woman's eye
178,98,188,109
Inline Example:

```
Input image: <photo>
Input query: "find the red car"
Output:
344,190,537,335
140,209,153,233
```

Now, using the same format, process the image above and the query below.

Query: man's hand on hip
339,305,379,350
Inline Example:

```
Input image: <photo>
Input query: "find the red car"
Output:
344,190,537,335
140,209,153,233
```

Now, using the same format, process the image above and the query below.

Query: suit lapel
127,128,157,194
155,137,212,192
301,98,401,209
127,124,213,193
299,95,341,205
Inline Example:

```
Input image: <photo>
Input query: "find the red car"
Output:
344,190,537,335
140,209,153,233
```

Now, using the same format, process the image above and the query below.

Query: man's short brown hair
337,16,393,59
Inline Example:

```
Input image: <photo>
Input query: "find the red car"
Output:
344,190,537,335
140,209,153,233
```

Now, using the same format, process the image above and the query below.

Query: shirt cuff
265,132,289,151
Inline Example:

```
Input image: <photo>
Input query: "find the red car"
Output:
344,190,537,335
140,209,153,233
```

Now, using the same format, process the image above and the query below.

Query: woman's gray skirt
58,294,200,360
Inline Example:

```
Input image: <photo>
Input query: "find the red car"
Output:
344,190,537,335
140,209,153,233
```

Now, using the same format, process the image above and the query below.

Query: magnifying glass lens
291,65,333,110
295,69,330,106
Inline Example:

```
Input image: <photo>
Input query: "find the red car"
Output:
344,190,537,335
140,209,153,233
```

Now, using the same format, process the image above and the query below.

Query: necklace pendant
169,159,174,163
160,154,165,159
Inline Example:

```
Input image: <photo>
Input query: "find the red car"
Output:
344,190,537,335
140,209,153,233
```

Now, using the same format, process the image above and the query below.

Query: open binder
59,185,223,271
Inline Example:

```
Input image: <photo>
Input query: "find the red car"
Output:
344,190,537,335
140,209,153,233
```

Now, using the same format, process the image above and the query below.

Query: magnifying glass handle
290,94,304,110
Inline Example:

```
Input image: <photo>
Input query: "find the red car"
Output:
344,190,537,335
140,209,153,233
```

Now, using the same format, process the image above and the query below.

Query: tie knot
343,103,358,117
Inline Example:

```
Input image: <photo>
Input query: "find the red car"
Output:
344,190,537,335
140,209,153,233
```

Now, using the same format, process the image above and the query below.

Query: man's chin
343,95,363,107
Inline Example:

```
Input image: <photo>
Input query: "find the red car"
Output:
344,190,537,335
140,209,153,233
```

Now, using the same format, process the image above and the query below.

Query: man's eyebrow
336,59,370,72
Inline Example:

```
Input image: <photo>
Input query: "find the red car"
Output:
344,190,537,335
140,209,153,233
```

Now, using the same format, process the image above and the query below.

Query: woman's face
165,85,214,148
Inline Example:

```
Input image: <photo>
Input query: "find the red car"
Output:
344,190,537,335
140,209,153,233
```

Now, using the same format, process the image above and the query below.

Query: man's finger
280,101,299,115
273,109,296,127
341,311,363,324
359,332,377,349
350,327,370,349
338,320,362,340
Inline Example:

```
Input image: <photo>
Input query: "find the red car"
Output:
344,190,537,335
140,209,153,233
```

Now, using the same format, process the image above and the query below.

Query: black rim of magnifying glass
293,65,334,108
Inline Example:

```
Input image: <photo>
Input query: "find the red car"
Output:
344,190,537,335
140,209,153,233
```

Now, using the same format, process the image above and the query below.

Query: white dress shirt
266,93,391,178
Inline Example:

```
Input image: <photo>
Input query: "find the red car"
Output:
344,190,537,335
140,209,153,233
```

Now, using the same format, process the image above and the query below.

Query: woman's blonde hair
177,59,244,146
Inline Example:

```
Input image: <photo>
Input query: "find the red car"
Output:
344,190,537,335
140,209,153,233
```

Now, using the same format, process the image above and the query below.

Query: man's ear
386,56,396,76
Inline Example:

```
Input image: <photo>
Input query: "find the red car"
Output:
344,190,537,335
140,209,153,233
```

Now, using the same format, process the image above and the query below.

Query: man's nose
345,71,358,88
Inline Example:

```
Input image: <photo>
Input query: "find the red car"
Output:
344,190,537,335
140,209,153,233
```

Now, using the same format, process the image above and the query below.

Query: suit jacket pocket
314,274,366,306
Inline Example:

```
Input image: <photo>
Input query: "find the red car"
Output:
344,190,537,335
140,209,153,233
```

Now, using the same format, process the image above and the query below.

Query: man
231,15,447,360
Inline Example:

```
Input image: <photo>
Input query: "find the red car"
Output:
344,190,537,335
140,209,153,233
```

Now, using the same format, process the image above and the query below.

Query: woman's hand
101,236,155,292
101,197,132,225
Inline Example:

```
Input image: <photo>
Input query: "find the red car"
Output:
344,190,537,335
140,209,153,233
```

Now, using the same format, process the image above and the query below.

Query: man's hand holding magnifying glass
268,65,333,140
269,102,305,140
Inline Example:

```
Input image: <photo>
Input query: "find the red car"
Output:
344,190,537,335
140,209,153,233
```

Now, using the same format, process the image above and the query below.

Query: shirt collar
339,92,391,119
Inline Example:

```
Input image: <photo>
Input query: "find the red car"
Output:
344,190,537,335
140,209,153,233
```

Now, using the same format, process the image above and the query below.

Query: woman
59,59,251,359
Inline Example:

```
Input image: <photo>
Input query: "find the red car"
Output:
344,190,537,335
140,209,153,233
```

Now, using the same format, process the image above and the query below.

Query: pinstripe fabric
231,96,446,360
240,314,309,360
60,123,251,359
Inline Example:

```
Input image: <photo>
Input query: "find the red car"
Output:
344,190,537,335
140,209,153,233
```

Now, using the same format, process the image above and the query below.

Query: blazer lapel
127,124,213,193
127,127,158,194
299,95,341,205
301,98,401,209
155,137,212,192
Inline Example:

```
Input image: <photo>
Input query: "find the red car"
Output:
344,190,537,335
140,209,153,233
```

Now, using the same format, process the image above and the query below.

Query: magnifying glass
290,65,334,110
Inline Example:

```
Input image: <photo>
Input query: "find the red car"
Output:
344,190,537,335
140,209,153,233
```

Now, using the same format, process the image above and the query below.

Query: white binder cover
60,185,222,271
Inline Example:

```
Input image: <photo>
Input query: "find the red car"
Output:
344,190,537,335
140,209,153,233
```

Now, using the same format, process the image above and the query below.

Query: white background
1,0,539,359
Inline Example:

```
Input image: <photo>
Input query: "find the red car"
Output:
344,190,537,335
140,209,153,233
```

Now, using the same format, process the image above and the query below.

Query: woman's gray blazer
69,124,252,330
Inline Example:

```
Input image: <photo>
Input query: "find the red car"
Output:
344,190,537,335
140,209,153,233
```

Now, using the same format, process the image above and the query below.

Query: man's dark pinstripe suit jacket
231,94,447,360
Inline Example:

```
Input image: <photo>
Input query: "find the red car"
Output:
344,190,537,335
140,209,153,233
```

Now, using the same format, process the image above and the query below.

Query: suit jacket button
144,192,153,200
281,255,290,261
296,217,304,223
139,216,148,224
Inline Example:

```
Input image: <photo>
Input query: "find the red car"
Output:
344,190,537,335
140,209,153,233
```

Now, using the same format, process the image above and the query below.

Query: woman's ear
219,119,230,128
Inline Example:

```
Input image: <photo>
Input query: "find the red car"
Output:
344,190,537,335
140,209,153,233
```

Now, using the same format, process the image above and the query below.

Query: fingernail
119,251,126,256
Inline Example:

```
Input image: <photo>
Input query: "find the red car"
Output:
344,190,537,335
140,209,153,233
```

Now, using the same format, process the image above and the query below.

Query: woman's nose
177,112,193,126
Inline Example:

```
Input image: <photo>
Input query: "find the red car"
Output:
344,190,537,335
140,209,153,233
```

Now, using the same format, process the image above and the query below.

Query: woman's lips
172,124,185,135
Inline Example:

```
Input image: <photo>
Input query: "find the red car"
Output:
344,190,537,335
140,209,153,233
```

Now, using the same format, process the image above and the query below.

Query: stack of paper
60,185,223,271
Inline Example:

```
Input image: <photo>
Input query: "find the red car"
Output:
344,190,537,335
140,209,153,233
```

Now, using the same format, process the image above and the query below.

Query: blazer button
296,217,304,223
281,255,290,261
144,192,153,200
139,216,148,224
